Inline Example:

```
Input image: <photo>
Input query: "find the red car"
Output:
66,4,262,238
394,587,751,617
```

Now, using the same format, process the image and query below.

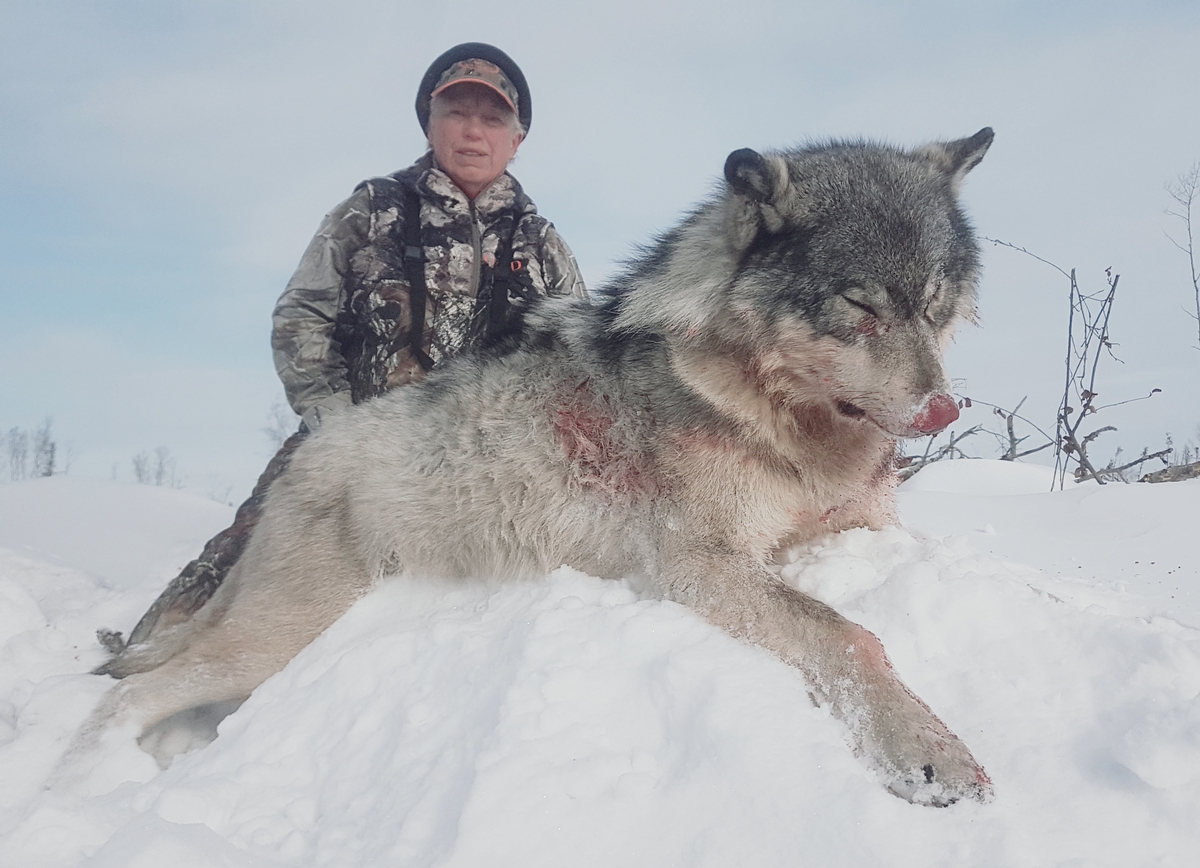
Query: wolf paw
871,726,994,807
823,625,993,806
882,756,993,807
95,627,126,655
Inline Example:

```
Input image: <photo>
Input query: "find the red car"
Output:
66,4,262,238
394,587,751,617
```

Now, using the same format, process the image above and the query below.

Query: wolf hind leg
56,612,315,790
659,545,992,806
93,431,309,675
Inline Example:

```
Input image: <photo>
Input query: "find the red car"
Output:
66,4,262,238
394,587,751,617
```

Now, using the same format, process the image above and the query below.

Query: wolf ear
724,148,792,248
724,148,787,204
922,127,994,189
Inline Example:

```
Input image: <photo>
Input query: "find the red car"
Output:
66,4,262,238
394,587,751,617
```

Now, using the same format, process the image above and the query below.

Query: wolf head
616,128,992,439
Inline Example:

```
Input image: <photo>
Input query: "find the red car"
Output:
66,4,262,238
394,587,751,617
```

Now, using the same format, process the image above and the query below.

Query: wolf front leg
658,544,993,806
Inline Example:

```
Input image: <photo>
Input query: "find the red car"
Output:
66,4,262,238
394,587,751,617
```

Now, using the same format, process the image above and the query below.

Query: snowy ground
1,464,1198,867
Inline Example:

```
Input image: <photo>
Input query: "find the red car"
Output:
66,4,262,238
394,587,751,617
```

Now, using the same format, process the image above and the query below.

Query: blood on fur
552,383,660,497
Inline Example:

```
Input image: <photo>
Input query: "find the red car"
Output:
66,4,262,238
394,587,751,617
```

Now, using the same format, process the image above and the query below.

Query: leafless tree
204,474,235,506
132,450,152,484
263,399,298,452
32,418,56,477
153,446,178,487
1165,163,1200,349
6,427,29,481
132,446,180,487
985,240,1167,488
1052,266,1170,485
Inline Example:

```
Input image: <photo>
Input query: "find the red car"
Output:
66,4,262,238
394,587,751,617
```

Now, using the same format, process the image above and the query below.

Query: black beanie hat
416,43,532,134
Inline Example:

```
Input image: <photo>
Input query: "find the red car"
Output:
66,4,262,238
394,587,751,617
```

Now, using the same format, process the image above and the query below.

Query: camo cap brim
431,59,519,116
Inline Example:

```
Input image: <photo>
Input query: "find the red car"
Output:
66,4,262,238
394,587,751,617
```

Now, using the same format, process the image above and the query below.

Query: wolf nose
912,393,959,434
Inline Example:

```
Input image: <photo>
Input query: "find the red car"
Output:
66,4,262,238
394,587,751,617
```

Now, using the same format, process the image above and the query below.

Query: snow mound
0,477,232,590
2,466,1199,867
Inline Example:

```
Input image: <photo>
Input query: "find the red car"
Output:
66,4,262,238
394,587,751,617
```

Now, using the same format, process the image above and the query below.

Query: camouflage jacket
272,154,587,424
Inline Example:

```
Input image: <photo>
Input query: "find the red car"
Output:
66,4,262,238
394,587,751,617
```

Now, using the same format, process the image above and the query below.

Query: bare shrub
6,427,29,481
263,400,298,453
984,241,1168,488
32,418,56,477
132,451,152,484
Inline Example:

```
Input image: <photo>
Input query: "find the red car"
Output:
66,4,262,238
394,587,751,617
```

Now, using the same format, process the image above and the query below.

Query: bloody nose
912,393,959,434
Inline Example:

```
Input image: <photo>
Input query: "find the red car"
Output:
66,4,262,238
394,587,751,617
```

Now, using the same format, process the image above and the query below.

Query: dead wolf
87,128,995,806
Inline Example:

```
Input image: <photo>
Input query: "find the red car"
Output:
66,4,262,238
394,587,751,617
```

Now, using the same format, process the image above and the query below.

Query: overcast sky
2,0,1198,501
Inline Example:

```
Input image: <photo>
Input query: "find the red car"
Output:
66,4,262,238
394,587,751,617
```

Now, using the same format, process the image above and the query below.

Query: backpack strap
482,225,537,343
401,188,435,372
486,231,513,340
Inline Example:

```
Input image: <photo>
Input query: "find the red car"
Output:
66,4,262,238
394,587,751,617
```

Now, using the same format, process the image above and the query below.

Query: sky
2,0,1199,502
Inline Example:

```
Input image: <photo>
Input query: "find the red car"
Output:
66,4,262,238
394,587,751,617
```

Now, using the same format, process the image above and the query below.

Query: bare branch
1079,447,1173,484
962,396,1056,447
1092,388,1162,413
983,237,1072,280
1081,426,1118,448
1012,441,1055,460
896,425,986,481
1165,162,1200,348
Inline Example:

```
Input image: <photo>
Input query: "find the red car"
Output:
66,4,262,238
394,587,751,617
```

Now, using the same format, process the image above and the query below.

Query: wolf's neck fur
668,340,895,480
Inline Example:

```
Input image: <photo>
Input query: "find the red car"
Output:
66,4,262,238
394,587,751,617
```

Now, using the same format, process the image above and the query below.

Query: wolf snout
910,393,959,435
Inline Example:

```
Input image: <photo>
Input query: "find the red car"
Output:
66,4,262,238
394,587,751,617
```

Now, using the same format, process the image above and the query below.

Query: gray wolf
82,129,995,806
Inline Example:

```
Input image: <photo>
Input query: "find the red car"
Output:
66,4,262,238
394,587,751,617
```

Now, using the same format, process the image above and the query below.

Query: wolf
84,128,995,806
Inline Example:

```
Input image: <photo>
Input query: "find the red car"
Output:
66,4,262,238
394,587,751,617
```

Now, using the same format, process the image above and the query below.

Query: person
96,43,587,673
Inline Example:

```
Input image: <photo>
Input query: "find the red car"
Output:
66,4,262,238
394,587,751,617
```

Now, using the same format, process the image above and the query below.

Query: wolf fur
84,129,995,806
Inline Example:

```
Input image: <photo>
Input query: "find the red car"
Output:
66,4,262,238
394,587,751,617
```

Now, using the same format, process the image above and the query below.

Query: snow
1,465,1198,866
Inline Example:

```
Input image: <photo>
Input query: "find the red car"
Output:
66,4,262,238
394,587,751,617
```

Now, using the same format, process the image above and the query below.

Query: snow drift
1,465,1198,866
